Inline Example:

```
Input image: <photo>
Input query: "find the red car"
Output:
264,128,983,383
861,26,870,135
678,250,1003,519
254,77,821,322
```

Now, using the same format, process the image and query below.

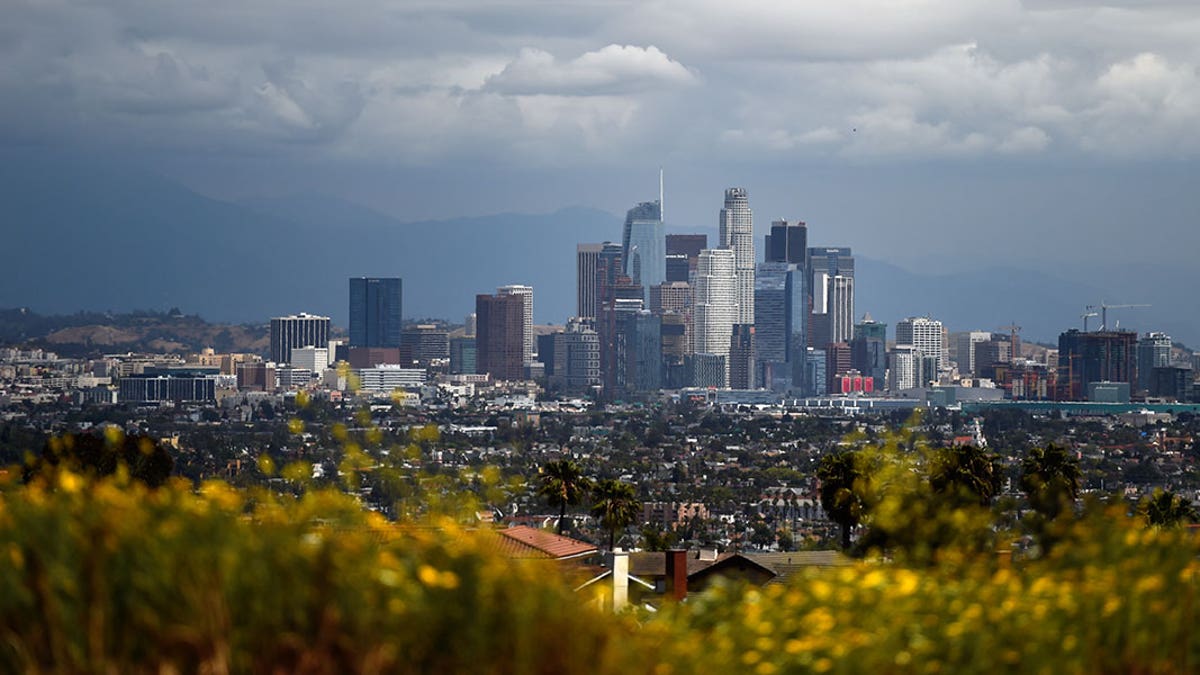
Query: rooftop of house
491,525,599,561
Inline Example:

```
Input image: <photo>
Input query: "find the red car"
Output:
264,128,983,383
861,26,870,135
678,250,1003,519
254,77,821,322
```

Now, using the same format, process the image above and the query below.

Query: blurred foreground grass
0,468,1197,673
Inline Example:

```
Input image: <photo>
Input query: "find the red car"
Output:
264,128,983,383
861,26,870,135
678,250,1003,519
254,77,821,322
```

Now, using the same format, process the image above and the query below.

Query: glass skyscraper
622,201,664,305
754,262,806,391
349,277,403,348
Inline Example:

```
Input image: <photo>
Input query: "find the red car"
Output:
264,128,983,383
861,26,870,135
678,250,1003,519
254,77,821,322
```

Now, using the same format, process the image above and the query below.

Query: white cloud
484,44,695,96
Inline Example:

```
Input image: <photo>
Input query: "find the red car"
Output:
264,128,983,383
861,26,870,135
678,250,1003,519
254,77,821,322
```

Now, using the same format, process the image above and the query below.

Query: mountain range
2,156,1193,347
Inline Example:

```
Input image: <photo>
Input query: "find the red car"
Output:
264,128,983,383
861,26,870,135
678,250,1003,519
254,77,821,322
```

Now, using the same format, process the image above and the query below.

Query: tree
929,445,1003,508
1019,444,1081,521
25,431,174,488
817,451,870,550
590,479,641,550
1141,489,1199,528
538,460,591,535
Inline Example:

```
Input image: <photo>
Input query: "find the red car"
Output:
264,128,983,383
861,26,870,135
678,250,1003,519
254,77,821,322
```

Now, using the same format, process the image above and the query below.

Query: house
625,548,853,604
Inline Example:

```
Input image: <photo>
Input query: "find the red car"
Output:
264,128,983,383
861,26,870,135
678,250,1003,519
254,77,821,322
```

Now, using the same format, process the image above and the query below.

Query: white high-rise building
888,345,920,391
719,188,755,324
896,317,944,374
827,275,854,344
497,285,533,365
693,248,737,386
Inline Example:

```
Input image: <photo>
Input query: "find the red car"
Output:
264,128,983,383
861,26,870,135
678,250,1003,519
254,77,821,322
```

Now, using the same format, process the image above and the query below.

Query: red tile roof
493,525,598,560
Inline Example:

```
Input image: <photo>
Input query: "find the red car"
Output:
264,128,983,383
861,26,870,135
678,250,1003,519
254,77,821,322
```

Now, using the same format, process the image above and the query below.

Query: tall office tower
807,247,854,302
693,248,737,386
690,353,727,389
952,331,992,376
665,254,691,283
270,313,331,365
824,343,852,394
464,313,476,337
666,234,708,272
622,201,665,303
887,345,920,391
476,293,526,382
612,306,662,395
651,281,692,354
804,347,827,396
851,315,887,390
1058,329,1138,400
537,333,557,376
551,318,601,394
896,317,945,375
729,324,756,389
594,242,626,319
754,262,806,391
497,284,534,365
660,312,689,387
449,337,476,375
1137,332,1172,393
401,324,450,365
764,220,807,264
577,243,603,319
827,275,854,344
719,188,755,324
349,278,403,348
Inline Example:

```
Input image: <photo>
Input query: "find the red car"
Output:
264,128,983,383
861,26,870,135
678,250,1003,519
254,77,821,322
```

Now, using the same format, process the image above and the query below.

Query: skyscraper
497,284,533,365
476,293,525,382
1058,329,1138,400
729,324,756,390
349,277,403,348
896,317,944,380
666,234,708,272
551,318,601,394
719,188,755,324
765,220,807,264
850,316,887,390
693,248,737,387
754,262,806,391
622,201,664,304
827,275,854,344
1137,332,1172,393
952,331,992,376
576,243,603,319
270,313,331,365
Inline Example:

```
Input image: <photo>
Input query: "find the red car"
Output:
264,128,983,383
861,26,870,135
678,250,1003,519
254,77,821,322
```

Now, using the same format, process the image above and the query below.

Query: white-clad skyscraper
693,248,737,386
719,188,755,324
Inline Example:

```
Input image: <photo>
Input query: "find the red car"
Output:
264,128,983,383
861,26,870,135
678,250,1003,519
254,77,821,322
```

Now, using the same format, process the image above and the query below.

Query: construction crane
1080,307,1099,332
1098,302,1150,331
997,323,1021,361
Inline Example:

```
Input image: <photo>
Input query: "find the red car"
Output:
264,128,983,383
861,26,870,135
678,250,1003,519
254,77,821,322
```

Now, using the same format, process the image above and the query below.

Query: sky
5,0,1200,274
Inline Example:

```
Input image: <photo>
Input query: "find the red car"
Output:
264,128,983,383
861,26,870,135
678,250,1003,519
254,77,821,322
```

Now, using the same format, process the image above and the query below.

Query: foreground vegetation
1,458,1198,674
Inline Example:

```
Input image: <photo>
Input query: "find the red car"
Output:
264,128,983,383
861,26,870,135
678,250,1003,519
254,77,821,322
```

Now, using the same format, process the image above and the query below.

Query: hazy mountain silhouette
2,155,1194,346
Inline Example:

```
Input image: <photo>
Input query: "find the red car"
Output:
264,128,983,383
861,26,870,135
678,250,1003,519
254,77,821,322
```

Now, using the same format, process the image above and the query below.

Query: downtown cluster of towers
271,191,1192,403
560,186,871,398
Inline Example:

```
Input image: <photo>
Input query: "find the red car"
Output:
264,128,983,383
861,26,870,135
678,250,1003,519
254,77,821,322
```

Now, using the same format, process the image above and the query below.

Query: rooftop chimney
665,549,688,601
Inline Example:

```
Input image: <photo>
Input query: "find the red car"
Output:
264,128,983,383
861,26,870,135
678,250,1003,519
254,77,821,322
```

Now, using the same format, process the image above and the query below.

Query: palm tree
930,444,1003,508
590,479,642,550
817,451,870,550
538,460,592,535
1019,444,1081,521
1141,489,1199,528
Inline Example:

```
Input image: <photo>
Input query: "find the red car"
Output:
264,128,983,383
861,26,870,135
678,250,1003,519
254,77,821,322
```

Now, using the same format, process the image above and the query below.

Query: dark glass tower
765,220,807,264
349,277,403,348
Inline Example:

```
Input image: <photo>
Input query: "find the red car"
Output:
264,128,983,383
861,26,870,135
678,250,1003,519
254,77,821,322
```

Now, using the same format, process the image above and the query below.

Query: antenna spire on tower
659,166,664,224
